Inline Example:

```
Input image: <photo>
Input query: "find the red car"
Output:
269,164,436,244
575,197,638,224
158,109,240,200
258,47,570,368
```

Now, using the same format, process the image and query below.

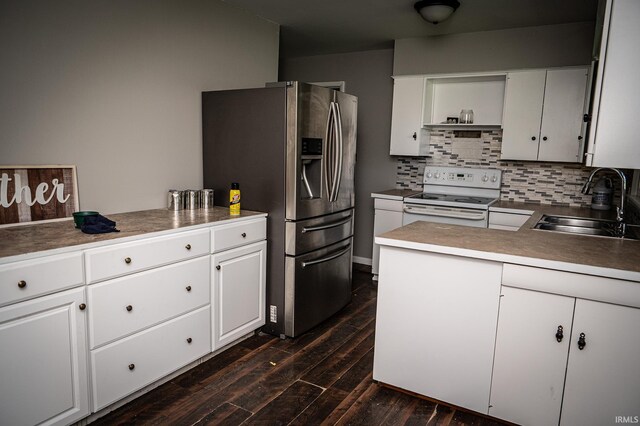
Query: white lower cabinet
371,197,404,278
0,287,89,426
91,306,211,411
373,247,502,413
212,240,266,350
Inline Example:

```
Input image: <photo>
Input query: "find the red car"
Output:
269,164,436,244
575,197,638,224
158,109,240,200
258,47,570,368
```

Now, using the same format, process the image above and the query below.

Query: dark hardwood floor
93,269,506,425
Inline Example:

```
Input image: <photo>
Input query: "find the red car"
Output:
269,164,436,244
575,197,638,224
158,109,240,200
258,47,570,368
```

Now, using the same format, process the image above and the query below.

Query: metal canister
167,190,183,211
185,190,199,210
200,189,214,209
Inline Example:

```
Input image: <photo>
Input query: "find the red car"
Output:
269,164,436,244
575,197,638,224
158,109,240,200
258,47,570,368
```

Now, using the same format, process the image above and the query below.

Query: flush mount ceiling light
414,0,460,24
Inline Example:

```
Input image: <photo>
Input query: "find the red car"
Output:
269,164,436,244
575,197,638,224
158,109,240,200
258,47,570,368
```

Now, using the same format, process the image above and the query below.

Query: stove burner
454,197,484,203
421,195,440,200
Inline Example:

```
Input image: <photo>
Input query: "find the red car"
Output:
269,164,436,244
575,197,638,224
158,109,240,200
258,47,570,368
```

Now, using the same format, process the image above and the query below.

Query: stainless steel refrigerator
202,82,358,338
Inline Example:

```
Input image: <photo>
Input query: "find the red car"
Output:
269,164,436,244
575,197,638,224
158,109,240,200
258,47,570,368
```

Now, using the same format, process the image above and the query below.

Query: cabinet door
0,288,89,426
389,77,428,156
561,299,640,426
372,208,403,276
538,68,588,162
489,287,575,426
373,247,502,413
587,0,640,168
211,240,266,350
501,70,546,160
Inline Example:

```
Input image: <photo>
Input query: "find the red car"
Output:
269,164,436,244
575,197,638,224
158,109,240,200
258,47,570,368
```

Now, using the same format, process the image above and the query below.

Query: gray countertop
0,207,266,262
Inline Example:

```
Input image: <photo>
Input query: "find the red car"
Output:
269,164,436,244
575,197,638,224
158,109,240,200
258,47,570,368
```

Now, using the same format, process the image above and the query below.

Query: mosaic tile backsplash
396,130,623,207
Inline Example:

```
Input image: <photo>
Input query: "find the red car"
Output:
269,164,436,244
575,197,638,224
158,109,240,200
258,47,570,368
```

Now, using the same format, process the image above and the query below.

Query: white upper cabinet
501,67,589,162
389,76,429,156
586,0,640,168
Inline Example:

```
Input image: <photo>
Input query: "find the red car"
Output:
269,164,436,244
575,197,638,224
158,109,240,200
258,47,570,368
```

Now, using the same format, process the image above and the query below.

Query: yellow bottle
229,182,241,215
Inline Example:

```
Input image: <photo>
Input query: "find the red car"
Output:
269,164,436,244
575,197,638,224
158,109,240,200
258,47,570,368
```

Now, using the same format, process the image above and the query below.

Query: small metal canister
185,190,199,210
167,190,183,211
200,189,214,209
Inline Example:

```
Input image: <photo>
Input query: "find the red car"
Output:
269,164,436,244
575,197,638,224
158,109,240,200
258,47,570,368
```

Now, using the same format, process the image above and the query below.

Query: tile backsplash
396,130,599,207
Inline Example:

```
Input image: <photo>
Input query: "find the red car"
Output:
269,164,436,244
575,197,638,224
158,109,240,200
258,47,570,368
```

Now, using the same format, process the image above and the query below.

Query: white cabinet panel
85,229,210,283
372,207,403,276
561,299,640,426
0,288,88,426
587,0,640,168
91,306,211,411
488,211,531,229
0,251,83,307
490,287,575,426
87,256,210,348
212,241,266,349
373,247,502,413
389,76,429,156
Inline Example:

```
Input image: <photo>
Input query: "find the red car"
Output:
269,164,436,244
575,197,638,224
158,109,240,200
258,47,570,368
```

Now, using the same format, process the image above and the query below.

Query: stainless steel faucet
581,167,627,234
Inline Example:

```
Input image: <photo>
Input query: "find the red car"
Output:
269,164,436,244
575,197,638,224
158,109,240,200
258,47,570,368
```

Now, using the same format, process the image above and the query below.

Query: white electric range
403,166,502,228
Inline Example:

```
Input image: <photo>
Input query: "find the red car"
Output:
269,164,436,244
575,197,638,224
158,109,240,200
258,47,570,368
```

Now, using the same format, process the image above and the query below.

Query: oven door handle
302,216,351,233
302,245,351,268
403,205,487,221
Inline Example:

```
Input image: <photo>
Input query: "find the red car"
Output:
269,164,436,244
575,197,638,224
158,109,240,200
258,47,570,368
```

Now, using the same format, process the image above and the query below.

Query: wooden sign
0,165,79,227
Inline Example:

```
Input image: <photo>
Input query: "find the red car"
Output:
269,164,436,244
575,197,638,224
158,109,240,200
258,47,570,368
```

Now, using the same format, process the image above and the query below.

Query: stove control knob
426,172,433,179
482,175,489,182
434,172,441,179
491,175,498,183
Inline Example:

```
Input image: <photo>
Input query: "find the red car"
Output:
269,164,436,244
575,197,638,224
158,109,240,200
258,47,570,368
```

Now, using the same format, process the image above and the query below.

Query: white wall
394,22,594,75
0,0,279,214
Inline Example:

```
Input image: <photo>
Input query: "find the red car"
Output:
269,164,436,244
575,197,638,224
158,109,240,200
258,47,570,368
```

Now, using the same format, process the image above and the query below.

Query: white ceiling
222,0,598,58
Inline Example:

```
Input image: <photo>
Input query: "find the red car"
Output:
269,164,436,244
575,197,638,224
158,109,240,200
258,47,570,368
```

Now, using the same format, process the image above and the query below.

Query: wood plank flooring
93,269,507,426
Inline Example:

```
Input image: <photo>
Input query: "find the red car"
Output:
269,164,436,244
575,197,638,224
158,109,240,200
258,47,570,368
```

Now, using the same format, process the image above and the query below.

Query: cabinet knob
216,265,221,270
578,136,583,141
542,136,548,141
185,244,191,250
186,285,192,292
186,337,192,344
241,232,247,238
79,303,87,311
124,257,132,264
126,305,133,312
17,280,27,289
578,332,586,350
412,132,417,140
555,325,564,342
128,364,135,371
531,136,536,141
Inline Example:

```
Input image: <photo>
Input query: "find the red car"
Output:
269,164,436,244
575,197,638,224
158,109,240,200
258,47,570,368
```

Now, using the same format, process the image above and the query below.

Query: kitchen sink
534,215,639,240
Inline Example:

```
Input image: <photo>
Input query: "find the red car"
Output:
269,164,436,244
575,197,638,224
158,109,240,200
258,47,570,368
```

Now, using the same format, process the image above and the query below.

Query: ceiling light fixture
414,0,460,24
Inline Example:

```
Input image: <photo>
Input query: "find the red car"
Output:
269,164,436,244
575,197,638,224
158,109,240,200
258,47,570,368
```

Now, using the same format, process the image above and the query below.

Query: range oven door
284,237,352,337
402,203,488,228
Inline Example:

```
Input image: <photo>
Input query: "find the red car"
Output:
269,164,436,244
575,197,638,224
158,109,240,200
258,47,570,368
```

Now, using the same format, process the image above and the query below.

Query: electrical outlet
269,305,277,323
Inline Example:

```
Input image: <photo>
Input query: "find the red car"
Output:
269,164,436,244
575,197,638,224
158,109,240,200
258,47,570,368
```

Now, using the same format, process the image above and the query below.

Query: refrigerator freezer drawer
284,237,353,337
285,209,353,256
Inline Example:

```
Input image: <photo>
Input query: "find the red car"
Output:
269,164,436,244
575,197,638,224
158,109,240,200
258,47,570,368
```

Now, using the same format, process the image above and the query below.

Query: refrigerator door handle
301,245,351,268
323,102,335,200
332,102,344,202
301,216,352,233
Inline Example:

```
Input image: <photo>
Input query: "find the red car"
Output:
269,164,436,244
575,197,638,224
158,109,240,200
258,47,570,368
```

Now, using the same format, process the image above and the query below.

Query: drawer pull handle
79,303,87,311
216,265,221,270
185,244,192,250
186,285,192,292
125,257,132,264
578,332,586,350
126,305,133,312
241,233,247,238
18,280,27,289
555,325,564,342
187,337,193,344
128,364,135,371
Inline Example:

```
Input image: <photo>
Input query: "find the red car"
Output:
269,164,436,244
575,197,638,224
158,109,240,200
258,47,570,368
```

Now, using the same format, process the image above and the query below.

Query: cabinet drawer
87,256,210,348
90,306,210,411
489,212,531,228
374,198,404,212
85,229,210,283
0,252,83,307
211,218,266,253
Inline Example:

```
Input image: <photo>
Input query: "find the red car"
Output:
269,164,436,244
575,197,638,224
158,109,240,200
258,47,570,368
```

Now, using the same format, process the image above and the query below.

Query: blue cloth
81,214,119,234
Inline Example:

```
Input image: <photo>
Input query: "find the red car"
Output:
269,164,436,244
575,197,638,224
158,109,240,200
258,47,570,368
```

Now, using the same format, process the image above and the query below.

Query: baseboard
353,256,372,266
